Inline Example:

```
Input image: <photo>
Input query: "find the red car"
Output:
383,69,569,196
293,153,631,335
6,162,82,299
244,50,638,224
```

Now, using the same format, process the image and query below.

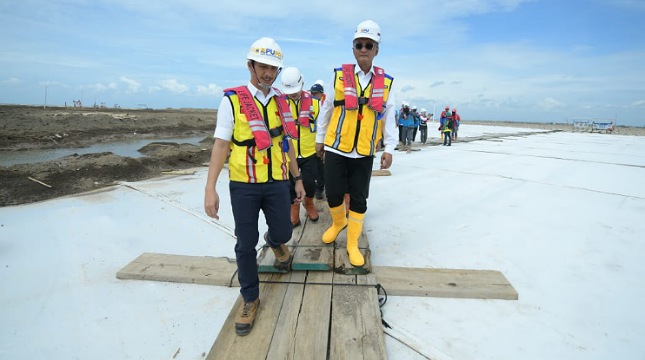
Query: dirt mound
1,105,216,206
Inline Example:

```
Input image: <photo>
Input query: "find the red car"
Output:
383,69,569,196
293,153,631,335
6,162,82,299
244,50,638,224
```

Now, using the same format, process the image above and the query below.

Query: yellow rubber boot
322,203,347,244
347,211,365,267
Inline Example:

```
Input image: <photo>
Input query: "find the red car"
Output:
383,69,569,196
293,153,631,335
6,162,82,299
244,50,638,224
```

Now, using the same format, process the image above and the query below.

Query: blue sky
1,0,644,126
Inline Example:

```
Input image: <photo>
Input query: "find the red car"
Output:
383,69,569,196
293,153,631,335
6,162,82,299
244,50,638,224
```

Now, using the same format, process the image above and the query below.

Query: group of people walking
203,20,396,336
398,104,462,149
439,106,461,146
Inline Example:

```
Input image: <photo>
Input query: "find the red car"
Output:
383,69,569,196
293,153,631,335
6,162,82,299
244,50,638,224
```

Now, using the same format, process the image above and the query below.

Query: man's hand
294,181,306,203
204,188,220,220
380,152,392,170
315,143,325,161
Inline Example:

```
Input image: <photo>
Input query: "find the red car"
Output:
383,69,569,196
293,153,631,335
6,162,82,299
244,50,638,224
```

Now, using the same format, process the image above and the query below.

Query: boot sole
235,325,253,336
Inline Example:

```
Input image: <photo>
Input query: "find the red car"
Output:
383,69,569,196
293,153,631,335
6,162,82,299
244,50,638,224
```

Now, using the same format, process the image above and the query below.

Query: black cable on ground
257,279,391,329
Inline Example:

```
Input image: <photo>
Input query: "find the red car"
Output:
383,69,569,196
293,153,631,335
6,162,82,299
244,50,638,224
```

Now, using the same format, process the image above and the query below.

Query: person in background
440,108,454,146
411,105,420,142
203,37,305,337
452,108,461,141
310,82,326,200
281,67,321,226
418,108,429,144
315,19,396,267
397,103,405,147
398,102,415,153
439,105,450,142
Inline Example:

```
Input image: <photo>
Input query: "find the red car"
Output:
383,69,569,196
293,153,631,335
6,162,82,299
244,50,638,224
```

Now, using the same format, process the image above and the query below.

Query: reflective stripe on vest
223,86,272,151
298,91,312,127
274,94,299,140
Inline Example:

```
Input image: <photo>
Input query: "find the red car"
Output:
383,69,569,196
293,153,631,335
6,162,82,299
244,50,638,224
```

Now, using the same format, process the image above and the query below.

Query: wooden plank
116,252,239,287
207,272,290,360
358,274,388,359
266,271,307,359
372,266,518,300
257,223,305,273
292,271,333,359
371,169,391,176
329,273,387,360
291,200,334,271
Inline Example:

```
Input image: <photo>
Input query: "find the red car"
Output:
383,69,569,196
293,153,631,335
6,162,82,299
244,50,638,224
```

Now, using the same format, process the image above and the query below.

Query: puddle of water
0,135,211,167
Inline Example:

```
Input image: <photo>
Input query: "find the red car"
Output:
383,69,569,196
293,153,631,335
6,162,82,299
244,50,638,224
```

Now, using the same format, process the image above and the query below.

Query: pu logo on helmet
251,47,283,60
359,28,370,33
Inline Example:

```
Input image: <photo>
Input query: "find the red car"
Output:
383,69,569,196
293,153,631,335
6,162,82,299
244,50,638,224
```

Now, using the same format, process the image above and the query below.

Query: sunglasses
354,42,375,50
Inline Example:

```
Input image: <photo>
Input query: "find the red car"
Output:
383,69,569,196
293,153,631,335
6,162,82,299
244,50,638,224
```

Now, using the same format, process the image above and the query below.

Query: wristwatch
293,174,302,181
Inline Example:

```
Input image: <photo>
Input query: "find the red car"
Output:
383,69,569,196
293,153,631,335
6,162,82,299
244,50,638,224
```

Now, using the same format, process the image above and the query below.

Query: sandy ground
1,104,642,206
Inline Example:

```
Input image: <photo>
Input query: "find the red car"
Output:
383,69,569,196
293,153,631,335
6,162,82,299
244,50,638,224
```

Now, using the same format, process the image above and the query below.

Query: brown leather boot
270,243,292,265
235,298,260,336
304,197,319,222
290,203,301,228
263,232,292,269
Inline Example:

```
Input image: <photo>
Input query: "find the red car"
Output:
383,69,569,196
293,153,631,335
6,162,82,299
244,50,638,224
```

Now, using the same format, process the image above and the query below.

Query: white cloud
3,77,20,85
539,97,566,111
160,79,189,94
631,100,645,108
400,85,414,93
120,77,141,93
87,82,117,92
196,83,223,96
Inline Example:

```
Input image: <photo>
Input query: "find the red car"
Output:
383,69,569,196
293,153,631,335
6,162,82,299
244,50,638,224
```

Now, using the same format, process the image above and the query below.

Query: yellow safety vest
289,93,320,158
225,91,291,183
325,65,393,156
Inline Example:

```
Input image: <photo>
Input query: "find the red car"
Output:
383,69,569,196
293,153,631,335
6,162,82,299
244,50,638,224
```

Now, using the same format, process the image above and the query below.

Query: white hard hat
354,20,381,43
247,37,283,68
421,108,427,112
401,101,410,108
412,105,417,110
281,67,304,95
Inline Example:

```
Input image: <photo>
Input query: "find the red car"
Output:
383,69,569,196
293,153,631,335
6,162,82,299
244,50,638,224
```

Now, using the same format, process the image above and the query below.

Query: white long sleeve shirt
315,64,397,157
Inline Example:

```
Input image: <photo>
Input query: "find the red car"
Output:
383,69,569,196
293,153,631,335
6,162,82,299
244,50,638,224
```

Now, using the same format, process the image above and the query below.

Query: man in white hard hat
419,108,429,144
315,20,396,267
280,67,322,227
204,37,305,336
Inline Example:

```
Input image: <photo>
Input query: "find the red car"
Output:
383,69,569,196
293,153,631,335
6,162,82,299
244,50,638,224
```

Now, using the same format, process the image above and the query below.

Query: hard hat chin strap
249,60,281,90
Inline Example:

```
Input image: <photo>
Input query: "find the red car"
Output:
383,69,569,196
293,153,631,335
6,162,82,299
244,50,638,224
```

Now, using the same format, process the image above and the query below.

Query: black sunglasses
354,42,375,50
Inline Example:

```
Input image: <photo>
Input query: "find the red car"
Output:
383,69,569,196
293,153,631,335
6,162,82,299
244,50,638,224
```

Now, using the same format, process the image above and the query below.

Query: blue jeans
230,180,292,302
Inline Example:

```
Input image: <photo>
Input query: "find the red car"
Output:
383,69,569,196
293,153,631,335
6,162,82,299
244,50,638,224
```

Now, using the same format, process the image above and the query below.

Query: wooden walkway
209,200,386,359
116,199,518,359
